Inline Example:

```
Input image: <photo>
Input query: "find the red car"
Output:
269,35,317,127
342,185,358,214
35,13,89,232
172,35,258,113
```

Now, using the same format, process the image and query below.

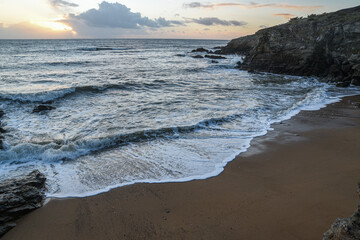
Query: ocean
0,39,358,198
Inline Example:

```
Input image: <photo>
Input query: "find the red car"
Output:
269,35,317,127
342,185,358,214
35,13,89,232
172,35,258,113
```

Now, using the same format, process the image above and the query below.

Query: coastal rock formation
32,105,56,113
220,5,360,85
191,47,210,53
204,55,226,60
322,184,360,240
0,171,46,237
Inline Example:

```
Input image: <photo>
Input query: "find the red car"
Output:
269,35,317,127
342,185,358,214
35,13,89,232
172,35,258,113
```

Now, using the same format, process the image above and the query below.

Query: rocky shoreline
217,5,360,87
0,171,46,237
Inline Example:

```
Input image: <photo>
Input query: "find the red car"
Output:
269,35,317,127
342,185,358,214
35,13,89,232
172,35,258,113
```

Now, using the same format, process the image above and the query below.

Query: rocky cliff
221,5,360,86
0,171,46,237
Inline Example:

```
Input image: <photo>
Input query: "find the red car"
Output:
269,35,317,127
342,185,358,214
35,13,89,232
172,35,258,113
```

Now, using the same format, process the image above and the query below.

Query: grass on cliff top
289,7,360,25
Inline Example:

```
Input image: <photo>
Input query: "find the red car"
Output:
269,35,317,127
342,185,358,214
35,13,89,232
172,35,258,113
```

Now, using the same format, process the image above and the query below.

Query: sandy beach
3,95,360,240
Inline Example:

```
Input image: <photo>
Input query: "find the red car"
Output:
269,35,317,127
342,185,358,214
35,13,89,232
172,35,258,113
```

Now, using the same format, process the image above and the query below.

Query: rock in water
204,55,226,59
219,5,360,85
0,170,46,237
323,184,360,240
32,105,56,113
191,47,209,53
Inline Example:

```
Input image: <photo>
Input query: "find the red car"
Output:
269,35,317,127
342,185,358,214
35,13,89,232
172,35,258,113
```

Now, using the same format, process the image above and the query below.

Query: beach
2,95,360,240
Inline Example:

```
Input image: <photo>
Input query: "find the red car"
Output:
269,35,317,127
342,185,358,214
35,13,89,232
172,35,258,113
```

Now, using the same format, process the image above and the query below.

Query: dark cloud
68,1,184,29
155,17,185,27
183,2,323,11
190,17,247,26
49,0,78,8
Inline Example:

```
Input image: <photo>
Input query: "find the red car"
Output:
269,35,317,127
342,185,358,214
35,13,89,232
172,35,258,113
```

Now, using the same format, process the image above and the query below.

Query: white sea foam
0,39,359,198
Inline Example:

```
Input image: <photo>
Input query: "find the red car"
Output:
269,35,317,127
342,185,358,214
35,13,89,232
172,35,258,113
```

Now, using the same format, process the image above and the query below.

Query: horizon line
0,37,232,41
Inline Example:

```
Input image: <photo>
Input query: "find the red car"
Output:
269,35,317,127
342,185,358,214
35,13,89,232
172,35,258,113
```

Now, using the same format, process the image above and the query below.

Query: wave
0,83,337,166
78,47,134,51
0,113,250,164
46,61,92,67
0,81,166,103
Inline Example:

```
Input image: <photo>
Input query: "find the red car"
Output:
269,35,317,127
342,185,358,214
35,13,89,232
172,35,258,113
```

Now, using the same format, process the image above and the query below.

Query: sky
0,0,358,39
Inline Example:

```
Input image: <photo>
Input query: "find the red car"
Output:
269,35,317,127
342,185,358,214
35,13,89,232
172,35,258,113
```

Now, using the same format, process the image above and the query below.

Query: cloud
273,13,296,20
0,22,75,39
67,1,184,29
155,17,185,27
190,17,247,26
183,2,323,11
49,0,78,8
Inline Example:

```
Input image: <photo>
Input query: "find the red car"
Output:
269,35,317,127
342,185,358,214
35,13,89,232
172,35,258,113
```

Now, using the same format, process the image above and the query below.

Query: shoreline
3,95,360,240
45,89,359,199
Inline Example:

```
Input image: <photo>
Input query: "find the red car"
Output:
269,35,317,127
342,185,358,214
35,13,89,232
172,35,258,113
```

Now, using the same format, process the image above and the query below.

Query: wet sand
3,95,360,240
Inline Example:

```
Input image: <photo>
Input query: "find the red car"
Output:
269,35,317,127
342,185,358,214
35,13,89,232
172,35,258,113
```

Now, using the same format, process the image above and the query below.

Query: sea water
0,39,358,197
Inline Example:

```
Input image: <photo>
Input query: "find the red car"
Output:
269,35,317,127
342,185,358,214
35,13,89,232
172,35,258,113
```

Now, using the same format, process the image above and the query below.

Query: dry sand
3,95,360,240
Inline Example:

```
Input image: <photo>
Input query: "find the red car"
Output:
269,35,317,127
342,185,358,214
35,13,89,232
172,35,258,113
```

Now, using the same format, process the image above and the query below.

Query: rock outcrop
220,5,360,85
204,55,226,59
0,171,46,237
32,105,56,113
322,184,360,240
191,47,210,53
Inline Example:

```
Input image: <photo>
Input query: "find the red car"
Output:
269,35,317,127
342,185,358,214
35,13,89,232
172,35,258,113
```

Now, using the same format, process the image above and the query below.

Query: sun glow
31,21,73,31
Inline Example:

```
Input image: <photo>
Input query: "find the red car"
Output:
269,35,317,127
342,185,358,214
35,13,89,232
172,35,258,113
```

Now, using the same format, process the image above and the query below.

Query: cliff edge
221,5,360,86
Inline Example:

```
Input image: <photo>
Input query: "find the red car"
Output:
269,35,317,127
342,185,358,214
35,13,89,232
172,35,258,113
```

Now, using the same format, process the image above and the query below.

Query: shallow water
0,39,358,197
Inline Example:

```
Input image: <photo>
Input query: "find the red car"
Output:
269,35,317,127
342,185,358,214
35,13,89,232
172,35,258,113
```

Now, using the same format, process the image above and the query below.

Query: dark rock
351,77,360,86
213,46,223,50
211,60,219,64
0,127,6,134
353,64,360,77
191,47,209,53
220,5,360,86
204,55,226,59
323,183,360,240
175,54,185,57
0,110,4,118
192,55,204,59
336,82,351,88
342,63,352,74
32,105,56,113
0,170,46,237
0,139,3,150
